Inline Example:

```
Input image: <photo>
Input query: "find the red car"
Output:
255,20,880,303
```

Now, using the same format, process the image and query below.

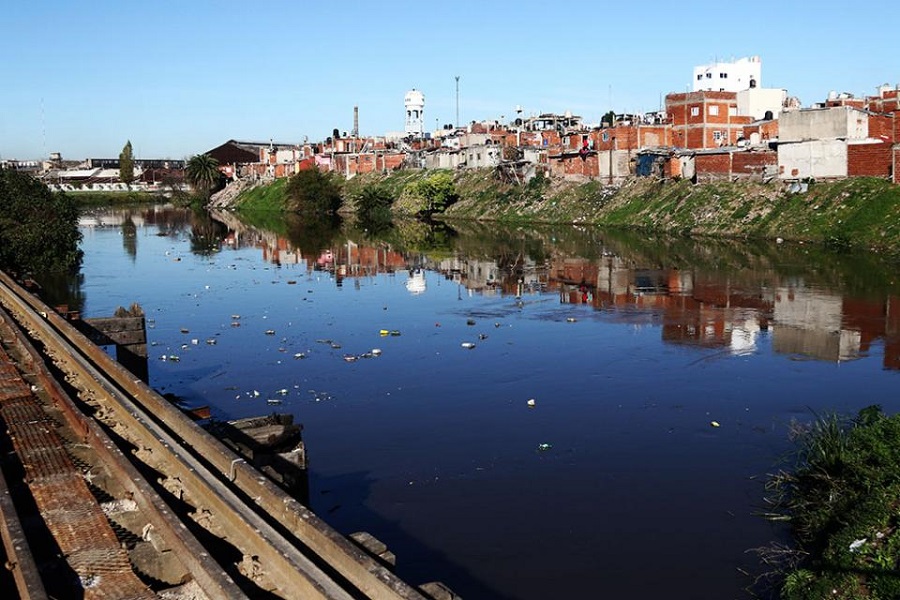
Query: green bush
394,170,458,216
0,169,83,275
284,169,343,214
763,406,900,599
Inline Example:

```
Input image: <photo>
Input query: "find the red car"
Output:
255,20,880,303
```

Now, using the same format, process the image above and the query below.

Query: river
47,204,900,599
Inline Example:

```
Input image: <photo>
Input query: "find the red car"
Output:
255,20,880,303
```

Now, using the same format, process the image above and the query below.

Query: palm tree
185,153,221,199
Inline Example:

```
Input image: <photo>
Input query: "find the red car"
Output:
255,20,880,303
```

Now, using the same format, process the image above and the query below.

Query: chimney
352,106,359,138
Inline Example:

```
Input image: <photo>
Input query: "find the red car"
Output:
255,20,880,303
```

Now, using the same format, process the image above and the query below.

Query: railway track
0,271,440,600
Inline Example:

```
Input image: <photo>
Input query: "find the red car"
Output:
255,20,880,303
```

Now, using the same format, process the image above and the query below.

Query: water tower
404,89,425,137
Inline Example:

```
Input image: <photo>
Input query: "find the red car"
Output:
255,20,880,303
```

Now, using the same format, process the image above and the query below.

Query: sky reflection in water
68,206,900,600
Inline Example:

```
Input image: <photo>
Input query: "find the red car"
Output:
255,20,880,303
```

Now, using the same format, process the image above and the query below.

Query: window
602,131,609,142
705,73,712,79
713,131,724,142
728,106,737,116
690,107,700,117
708,105,719,116
719,72,728,79
696,74,703,81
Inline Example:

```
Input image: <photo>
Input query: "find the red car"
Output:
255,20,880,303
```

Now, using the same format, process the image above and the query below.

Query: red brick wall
847,141,892,177
869,114,894,141
695,153,732,179
732,151,776,178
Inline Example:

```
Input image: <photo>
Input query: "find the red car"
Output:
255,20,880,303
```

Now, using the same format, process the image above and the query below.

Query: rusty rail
0,270,430,600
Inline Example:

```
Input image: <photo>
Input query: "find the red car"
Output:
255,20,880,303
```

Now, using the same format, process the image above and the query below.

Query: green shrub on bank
0,170,83,275
762,406,900,599
393,170,458,217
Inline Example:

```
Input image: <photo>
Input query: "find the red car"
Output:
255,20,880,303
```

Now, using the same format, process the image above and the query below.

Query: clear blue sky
1,1,896,161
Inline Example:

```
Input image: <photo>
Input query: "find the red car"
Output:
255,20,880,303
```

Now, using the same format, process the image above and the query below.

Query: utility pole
455,75,460,129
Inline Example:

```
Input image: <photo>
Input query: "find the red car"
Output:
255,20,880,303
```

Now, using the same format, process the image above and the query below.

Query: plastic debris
267,398,282,405
206,338,217,345
527,398,536,408
231,314,241,320
293,352,307,359
379,329,390,336
566,317,577,323
478,333,488,340
460,342,476,349
371,348,383,356
537,443,552,451
264,329,276,335
466,319,476,326
180,328,189,334
191,338,199,345
343,355,358,363
330,342,342,349
390,330,401,336
710,421,720,428
849,538,867,552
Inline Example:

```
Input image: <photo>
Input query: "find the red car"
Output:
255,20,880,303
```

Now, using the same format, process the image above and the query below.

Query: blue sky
1,1,897,161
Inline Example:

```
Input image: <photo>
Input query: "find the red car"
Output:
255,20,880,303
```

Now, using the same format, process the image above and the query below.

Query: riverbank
230,169,900,256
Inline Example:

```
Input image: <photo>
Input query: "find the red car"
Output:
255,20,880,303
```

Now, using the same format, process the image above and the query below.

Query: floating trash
267,398,283,405
478,333,488,340
231,314,241,320
379,329,389,336
294,352,307,359
287,280,297,285
343,355,358,363
191,338,199,345
537,443,552,451
275,388,288,396
389,330,401,337
230,321,241,328
710,421,721,428
330,342,342,349
180,344,188,350
566,317,577,323
371,348,382,356
461,342,476,349
264,329,276,335
168,355,180,362
466,319,476,326
494,322,501,328
206,338,217,345
180,328,190,334
527,398,536,408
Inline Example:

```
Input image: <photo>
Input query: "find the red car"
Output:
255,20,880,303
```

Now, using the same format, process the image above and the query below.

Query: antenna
455,75,460,128
41,97,46,159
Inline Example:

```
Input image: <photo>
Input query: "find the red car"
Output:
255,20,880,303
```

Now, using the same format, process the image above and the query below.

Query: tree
119,140,135,184
185,153,221,200
284,169,342,214
0,169,83,275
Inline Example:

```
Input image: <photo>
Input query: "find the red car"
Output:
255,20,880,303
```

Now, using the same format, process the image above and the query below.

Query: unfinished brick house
666,91,754,149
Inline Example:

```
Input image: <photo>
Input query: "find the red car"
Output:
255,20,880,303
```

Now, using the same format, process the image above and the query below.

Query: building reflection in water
224,220,900,371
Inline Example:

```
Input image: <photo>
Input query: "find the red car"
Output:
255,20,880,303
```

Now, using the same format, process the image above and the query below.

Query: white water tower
404,89,425,137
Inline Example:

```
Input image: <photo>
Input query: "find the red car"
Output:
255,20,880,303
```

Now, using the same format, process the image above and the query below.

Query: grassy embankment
231,169,900,256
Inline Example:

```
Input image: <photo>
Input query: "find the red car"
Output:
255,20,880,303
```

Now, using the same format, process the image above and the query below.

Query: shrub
284,169,343,214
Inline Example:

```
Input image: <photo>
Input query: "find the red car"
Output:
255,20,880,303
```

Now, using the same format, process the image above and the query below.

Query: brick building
665,91,753,149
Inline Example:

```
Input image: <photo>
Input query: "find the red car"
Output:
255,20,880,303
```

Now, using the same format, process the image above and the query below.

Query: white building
404,89,425,137
693,56,762,93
